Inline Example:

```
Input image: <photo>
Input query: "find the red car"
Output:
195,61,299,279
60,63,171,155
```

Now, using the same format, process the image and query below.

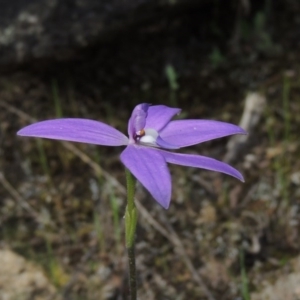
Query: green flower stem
125,168,137,300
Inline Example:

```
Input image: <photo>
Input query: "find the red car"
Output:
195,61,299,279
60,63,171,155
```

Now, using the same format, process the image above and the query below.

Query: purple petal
17,119,129,146
145,105,181,131
156,136,180,150
159,150,244,181
160,120,247,147
120,145,172,209
128,103,150,139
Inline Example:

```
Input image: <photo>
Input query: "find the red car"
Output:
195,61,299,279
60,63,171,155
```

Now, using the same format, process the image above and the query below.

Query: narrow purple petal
120,145,172,209
145,105,181,131
159,150,244,181
160,120,247,147
17,119,129,146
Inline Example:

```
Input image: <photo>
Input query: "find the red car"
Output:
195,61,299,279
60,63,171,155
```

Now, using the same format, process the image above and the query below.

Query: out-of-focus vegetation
0,0,300,299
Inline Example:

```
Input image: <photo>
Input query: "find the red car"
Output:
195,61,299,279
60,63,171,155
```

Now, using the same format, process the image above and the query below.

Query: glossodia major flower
17,104,246,209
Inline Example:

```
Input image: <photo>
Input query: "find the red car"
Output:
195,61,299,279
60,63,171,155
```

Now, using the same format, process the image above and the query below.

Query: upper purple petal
158,150,244,181
120,145,172,209
160,120,247,148
17,119,129,146
145,105,181,131
128,103,150,139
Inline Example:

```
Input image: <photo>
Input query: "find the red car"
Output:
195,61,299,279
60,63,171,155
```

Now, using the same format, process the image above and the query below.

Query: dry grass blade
158,210,216,300
1,99,215,300
225,92,266,163
0,171,45,223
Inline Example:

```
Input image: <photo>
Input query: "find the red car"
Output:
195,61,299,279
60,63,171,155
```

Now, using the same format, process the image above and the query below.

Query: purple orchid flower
17,104,246,209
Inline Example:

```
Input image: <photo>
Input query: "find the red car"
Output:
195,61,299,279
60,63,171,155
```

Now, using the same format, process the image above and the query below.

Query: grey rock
0,248,61,300
0,0,205,66
251,255,300,300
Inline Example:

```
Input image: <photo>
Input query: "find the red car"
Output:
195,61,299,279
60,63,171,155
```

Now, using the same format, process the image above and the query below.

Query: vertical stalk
127,246,137,300
125,168,138,300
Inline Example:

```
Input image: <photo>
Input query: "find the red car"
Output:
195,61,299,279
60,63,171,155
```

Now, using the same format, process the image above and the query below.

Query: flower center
135,129,145,139
135,128,158,146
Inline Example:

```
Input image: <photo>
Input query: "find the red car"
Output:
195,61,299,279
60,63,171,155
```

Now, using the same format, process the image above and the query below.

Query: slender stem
127,246,137,300
125,168,137,300
125,168,136,216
